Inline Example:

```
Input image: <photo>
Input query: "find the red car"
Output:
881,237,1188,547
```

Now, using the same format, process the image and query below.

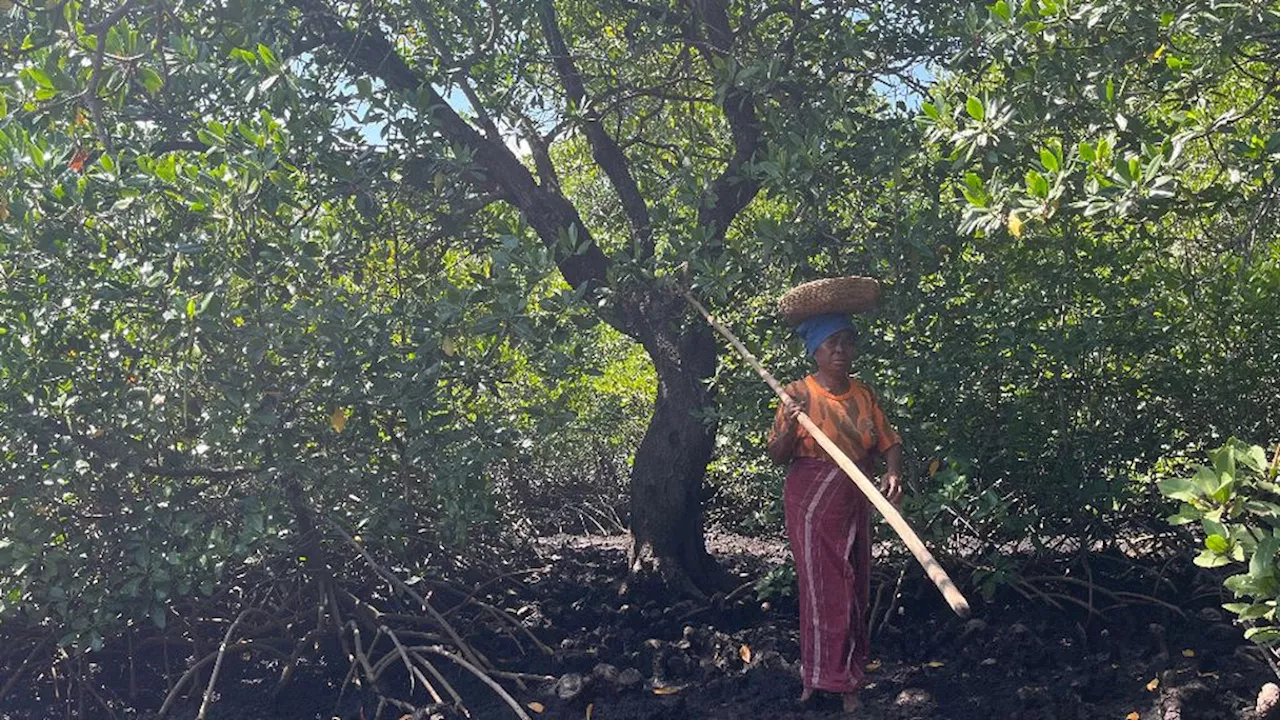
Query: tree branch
84,0,143,150
290,0,614,298
537,0,654,259
689,0,763,245
410,0,502,141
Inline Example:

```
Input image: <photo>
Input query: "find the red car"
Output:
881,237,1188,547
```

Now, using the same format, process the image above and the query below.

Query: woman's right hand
783,397,805,426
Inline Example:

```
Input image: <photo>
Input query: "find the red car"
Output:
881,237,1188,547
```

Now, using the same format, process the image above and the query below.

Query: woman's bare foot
798,687,815,703
842,692,862,715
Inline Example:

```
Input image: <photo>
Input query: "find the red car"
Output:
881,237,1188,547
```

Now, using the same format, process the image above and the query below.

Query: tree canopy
0,0,1277,712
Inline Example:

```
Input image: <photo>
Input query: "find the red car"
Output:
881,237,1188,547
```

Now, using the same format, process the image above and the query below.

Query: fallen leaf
1007,211,1024,238
925,660,945,668
1126,713,1140,720
1151,44,1166,62
585,703,593,719
442,338,457,356
526,702,544,714
330,407,348,432
1146,677,1159,691
739,644,752,664
928,459,941,477
865,659,882,672
1181,649,1196,657
0,200,8,221
652,686,681,695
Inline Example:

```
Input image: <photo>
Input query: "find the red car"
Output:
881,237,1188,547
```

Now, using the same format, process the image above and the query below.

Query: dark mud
2,531,1272,720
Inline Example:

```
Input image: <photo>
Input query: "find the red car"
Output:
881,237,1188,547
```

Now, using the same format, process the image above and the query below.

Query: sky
343,62,936,152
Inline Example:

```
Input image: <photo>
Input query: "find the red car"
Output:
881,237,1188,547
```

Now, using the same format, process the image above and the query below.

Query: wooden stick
681,289,971,618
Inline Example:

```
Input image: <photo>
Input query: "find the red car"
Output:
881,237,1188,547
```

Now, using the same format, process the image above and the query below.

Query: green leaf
991,0,1011,21
1225,573,1256,595
1194,466,1220,495
1078,142,1095,162
1194,549,1231,568
1228,603,1273,620
1213,476,1237,504
1039,148,1060,173
1025,170,1049,198
1212,444,1238,477
1245,626,1280,645
257,43,279,68
1205,534,1230,554
1251,537,1279,578
1158,477,1198,502
966,96,985,122
921,102,940,120
138,67,163,95
1204,519,1228,539
1241,445,1268,474
26,67,54,90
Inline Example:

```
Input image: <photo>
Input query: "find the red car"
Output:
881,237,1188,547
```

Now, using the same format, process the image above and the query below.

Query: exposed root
0,638,51,705
415,645,532,720
156,640,284,719
383,624,445,705
195,608,249,720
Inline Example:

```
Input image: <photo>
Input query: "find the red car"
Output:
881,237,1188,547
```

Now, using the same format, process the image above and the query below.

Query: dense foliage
0,0,1277,710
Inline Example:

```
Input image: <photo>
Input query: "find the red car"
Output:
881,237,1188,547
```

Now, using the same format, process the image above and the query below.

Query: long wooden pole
681,290,971,618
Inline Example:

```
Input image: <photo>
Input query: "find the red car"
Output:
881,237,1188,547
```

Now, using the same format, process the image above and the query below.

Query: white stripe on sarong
802,466,841,687
843,513,861,673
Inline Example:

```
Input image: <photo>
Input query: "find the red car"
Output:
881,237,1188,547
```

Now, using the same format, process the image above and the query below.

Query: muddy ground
2,531,1274,720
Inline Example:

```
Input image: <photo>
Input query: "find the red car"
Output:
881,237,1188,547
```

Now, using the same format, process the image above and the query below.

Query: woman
766,313,902,715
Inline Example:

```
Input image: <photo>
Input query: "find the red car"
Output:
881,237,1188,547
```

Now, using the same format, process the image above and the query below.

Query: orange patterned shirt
769,375,901,467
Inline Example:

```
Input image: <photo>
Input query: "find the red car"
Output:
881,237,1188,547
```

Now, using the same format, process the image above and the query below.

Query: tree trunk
624,300,727,597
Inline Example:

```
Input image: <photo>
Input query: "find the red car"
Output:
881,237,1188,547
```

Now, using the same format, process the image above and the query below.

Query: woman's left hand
879,472,903,506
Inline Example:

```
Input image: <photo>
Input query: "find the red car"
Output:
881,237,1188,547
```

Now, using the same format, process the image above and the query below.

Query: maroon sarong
783,457,872,693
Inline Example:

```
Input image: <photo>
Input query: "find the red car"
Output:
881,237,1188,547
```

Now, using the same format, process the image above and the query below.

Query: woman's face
813,329,856,374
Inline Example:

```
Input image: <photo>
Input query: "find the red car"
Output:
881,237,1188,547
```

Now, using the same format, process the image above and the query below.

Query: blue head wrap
796,314,855,357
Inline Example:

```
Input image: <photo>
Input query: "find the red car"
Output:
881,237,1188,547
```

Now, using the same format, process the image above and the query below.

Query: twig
408,649,470,717
274,626,326,693
326,518,487,669
488,669,557,683
0,637,51,704
1110,591,1188,618
331,621,381,718
872,565,909,638
467,597,554,656
157,641,253,719
415,645,532,720
194,604,257,717
381,625,445,705
71,669,119,720
440,568,546,617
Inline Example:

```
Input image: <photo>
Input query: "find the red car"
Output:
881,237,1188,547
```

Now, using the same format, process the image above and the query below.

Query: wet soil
2,531,1273,720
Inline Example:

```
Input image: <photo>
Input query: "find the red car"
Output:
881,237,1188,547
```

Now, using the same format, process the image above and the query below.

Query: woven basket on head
779,276,881,325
